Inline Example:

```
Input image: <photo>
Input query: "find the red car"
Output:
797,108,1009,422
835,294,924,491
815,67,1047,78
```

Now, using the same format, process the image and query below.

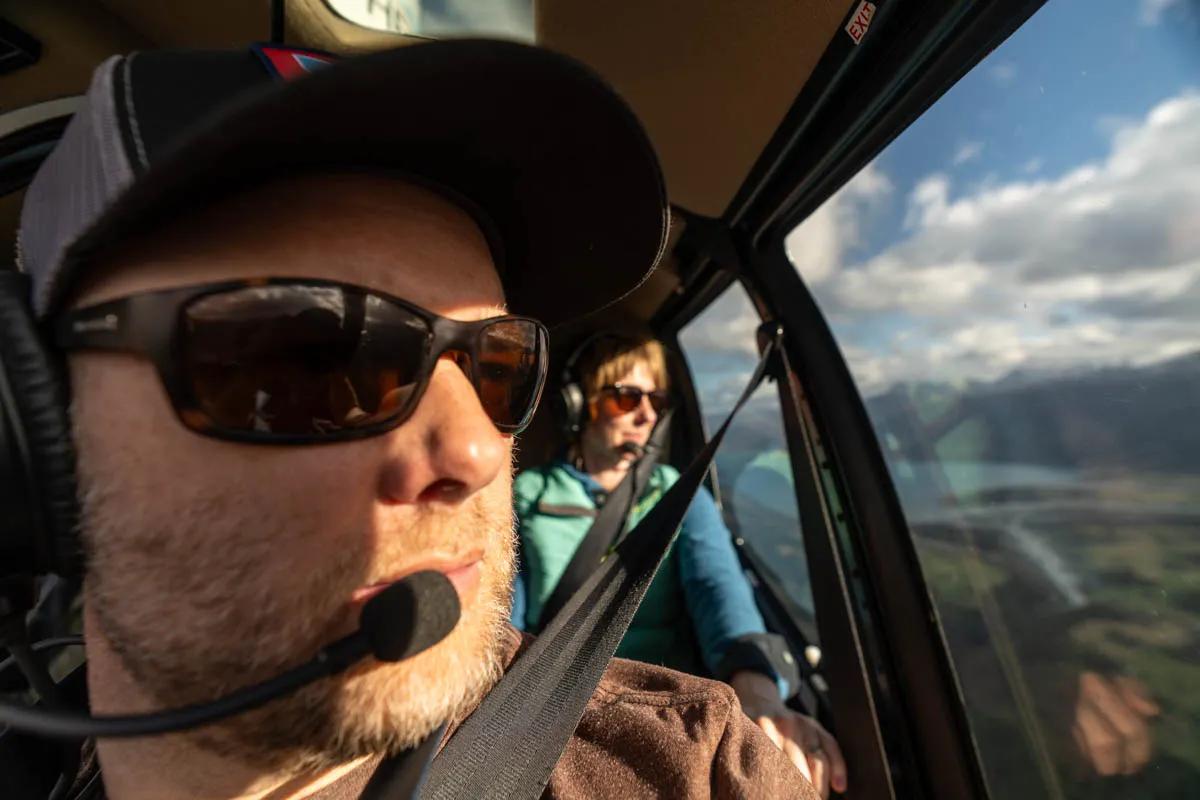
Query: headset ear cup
0,275,81,578
558,382,585,438
556,331,612,443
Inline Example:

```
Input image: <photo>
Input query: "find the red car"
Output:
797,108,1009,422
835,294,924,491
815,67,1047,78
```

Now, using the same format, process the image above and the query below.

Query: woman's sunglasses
55,278,549,443
595,384,671,417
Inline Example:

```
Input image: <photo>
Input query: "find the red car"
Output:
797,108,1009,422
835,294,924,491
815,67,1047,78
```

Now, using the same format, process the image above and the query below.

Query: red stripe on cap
256,45,336,81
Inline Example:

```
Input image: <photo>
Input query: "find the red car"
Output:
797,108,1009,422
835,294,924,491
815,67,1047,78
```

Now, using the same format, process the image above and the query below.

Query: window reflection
788,0,1199,795
323,0,535,41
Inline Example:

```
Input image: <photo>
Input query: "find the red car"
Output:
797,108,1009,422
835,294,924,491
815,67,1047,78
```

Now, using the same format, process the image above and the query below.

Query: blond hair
577,333,670,400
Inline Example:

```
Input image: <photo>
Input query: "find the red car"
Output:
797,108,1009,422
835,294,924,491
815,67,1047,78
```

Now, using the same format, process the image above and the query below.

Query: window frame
661,262,916,799
663,231,989,799
649,0,1086,793
667,283,825,717
752,238,987,798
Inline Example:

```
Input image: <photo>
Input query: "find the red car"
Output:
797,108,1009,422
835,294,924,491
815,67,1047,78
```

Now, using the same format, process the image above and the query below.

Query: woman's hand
1073,671,1160,776
730,670,847,797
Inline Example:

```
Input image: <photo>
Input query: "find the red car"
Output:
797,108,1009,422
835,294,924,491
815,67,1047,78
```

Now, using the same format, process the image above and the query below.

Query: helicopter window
323,0,534,41
678,282,819,644
786,0,1200,796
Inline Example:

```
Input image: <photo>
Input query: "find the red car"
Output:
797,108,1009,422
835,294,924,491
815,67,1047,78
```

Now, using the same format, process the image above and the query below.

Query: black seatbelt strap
420,324,782,800
359,722,447,800
536,410,673,627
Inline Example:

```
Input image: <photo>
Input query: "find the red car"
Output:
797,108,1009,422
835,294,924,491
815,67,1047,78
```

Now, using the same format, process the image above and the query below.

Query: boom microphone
0,570,461,740
617,441,645,457
361,570,461,661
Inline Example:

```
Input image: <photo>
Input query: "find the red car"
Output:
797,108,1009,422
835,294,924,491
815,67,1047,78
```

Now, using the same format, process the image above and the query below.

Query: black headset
0,267,83,587
552,331,620,441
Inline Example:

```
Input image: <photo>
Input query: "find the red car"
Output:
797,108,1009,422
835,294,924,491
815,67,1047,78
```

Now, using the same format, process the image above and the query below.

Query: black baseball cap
18,40,669,326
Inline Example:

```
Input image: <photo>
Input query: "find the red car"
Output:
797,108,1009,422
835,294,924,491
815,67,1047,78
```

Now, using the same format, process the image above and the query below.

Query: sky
685,0,1200,403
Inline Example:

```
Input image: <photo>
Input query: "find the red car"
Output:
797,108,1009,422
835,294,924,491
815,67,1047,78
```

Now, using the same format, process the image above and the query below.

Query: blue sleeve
509,468,543,632
509,557,529,631
678,485,789,698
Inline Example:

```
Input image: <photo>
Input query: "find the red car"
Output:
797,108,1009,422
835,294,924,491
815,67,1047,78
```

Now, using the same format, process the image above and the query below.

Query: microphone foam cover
360,571,461,662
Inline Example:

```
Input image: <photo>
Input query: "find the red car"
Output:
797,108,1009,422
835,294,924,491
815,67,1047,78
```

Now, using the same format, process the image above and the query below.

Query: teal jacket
511,460,784,690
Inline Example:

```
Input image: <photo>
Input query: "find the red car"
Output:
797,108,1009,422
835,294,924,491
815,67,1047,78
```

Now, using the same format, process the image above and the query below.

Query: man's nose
376,357,508,505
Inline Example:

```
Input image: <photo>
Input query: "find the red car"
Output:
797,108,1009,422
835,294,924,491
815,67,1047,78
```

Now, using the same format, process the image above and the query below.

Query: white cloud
793,90,1200,395
685,161,906,360
785,161,893,284
684,162,894,390
952,141,985,166
989,62,1018,86
832,256,990,313
1139,0,1183,25
678,280,762,357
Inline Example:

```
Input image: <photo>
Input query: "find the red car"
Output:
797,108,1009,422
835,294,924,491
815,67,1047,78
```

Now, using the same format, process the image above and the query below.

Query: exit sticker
846,1,877,45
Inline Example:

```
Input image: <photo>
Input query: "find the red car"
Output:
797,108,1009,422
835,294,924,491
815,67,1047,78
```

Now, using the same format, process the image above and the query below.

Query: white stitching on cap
123,54,150,170
14,227,26,274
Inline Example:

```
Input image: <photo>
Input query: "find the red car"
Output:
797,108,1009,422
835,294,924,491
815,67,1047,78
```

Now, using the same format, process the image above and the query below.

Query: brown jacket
75,627,819,799
536,645,820,798
314,626,820,799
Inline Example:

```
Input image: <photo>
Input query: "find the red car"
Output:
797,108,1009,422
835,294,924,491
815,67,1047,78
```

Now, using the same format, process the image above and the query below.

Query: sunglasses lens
615,388,643,413
476,319,546,430
598,387,641,417
597,386,671,418
182,285,431,436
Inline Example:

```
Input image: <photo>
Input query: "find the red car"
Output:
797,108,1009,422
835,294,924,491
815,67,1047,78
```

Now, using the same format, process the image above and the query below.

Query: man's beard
80,464,517,774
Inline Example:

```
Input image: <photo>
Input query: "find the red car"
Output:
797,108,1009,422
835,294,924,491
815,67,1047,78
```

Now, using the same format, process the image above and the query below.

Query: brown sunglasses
55,278,549,444
595,384,671,417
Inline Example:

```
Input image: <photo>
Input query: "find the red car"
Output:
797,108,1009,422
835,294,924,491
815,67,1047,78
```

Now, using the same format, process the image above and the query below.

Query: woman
511,333,846,796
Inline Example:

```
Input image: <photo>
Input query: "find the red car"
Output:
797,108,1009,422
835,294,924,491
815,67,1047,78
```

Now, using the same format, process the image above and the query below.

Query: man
11,42,820,798
512,333,846,795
